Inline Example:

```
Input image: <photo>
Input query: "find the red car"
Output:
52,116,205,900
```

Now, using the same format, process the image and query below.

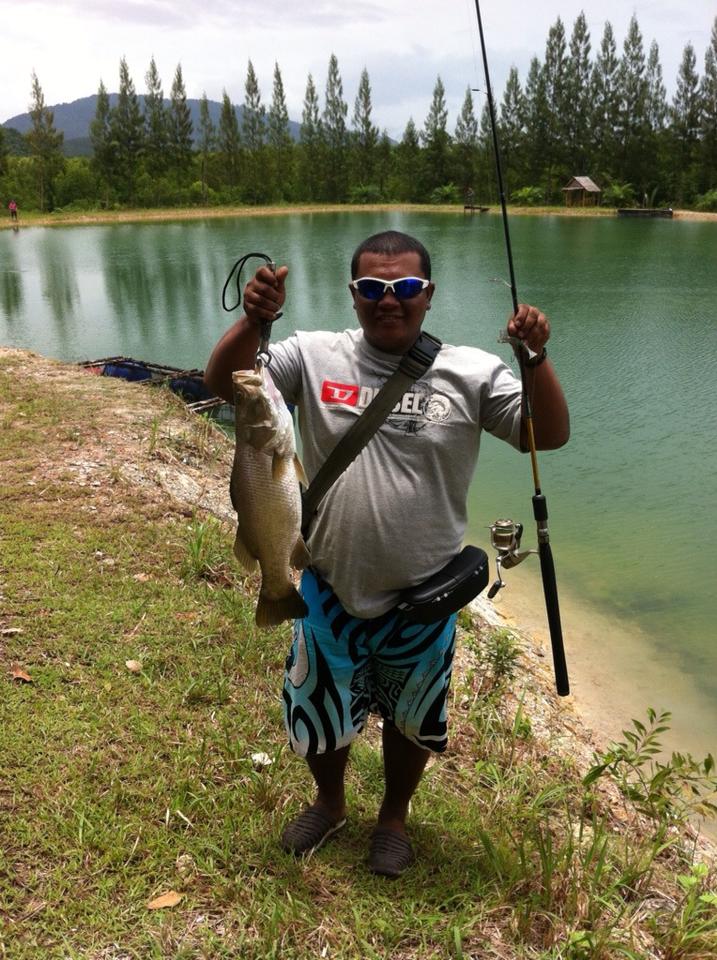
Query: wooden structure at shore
562,176,601,207
617,208,673,219
463,204,490,214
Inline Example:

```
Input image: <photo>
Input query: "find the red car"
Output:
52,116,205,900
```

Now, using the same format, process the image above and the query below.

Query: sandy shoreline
2,202,716,230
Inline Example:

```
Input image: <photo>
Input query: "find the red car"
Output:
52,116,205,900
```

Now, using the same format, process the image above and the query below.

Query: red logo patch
321,380,359,406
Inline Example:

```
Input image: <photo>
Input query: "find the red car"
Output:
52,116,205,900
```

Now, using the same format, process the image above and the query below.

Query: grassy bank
2,203,716,231
1,349,716,959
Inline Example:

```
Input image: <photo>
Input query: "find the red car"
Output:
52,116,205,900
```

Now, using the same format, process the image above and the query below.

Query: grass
2,203,716,232
1,348,716,959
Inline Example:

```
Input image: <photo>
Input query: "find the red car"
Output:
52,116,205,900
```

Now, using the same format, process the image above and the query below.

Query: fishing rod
472,0,570,696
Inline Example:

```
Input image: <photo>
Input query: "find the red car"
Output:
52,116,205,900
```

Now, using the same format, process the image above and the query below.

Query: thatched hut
562,176,601,207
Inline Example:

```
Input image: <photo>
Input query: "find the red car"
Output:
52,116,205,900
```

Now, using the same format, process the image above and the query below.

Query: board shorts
282,568,457,757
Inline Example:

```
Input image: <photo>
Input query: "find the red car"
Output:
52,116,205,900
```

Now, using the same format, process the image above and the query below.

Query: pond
1,210,716,760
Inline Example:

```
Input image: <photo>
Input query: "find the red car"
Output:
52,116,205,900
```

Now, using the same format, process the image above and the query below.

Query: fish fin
290,536,311,571
293,455,309,488
271,453,290,481
233,528,259,572
255,587,308,628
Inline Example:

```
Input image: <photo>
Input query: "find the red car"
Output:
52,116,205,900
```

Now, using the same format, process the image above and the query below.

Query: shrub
510,186,544,206
430,182,461,204
602,182,636,207
695,189,717,212
348,183,383,204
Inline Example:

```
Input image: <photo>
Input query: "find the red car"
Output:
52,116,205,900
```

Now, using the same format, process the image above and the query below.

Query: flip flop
369,826,416,877
281,808,347,856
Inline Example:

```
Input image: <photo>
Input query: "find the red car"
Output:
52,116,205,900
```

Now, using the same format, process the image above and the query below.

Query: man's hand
244,264,288,325
507,303,549,356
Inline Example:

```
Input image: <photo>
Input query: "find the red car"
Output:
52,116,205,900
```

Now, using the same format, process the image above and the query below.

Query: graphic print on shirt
320,378,452,435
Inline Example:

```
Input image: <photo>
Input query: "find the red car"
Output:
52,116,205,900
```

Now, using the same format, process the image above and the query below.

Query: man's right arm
204,264,288,403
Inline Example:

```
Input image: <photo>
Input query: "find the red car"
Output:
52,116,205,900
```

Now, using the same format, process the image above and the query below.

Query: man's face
350,250,434,355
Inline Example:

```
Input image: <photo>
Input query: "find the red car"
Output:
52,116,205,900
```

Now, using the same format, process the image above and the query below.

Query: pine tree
498,69,525,191
375,130,392,199
454,87,479,196
565,12,592,174
0,125,7,177
243,60,266,202
395,118,422,202
616,15,649,191
218,90,241,189
591,22,621,181
670,42,702,202
89,80,114,204
198,92,215,202
322,54,348,202
522,57,549,188
477,101,495,201
700,18,717,191
352,67,378,186
543,17,569,196
421,75,451,193
25,71,64,211
168,63,193,179
645,41,667,132
267,62,293,200
109,57,144,202
299,73,323,201
144,57,168,177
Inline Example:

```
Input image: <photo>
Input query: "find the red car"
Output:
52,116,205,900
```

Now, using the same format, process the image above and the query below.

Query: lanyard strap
301,330,442,536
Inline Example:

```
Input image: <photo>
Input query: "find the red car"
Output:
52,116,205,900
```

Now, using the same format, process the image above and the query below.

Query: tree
670,42,702,202
109,57,144,202
168,63,193,179
543,17,569,195
243,60,266,202
144,57,168,177
700,18,717,191
591,22,621,180
616,15,649,191
299,73,323,201
522,57,550,188
421,75,451,192
375,130,392,199
198,92,215,202
322,54,348,201
267,62,293,200
454,87,479,195
25,71,64,211
0,126,8,178
395,118,422,202
89,80,114,205
498,69,525,191
565,12,592,173
645,41,667,133
218,90,241,189
352,67,378,185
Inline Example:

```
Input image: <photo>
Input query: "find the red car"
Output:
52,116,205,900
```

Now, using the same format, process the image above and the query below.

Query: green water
1,212,716,753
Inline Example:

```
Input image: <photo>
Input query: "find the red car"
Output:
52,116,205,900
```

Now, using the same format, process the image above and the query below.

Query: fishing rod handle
533,493,569,696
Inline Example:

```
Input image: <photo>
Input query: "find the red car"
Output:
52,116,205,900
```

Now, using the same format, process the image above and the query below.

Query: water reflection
0,241,23,321
38,232,79,329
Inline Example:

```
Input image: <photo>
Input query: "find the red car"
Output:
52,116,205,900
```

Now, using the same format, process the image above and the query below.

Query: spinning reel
487,518,537,599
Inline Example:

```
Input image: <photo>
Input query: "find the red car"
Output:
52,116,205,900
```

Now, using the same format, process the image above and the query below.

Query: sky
1,1,715,137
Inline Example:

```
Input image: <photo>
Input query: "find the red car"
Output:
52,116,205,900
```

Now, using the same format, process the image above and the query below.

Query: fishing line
222,251,282,368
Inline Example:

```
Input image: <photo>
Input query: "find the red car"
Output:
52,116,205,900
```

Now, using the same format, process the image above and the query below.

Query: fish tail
255,586,308,628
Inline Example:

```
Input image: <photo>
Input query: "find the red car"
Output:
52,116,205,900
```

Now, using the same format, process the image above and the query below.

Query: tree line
1,12,716,213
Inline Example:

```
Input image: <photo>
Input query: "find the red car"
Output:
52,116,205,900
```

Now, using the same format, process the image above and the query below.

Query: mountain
2,94,302,156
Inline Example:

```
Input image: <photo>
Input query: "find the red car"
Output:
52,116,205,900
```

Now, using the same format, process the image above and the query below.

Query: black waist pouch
396,546,489,624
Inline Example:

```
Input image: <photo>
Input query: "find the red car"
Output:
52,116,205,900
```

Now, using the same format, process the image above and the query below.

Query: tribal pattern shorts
282,569,457,757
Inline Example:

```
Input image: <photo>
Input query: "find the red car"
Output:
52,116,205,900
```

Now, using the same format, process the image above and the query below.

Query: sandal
281,807,347,855
369,826,415,877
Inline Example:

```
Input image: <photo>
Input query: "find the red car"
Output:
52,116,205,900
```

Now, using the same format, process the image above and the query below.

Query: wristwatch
524,347,547,368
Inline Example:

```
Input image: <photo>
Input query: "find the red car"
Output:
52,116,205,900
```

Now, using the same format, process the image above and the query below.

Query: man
204,230,569,877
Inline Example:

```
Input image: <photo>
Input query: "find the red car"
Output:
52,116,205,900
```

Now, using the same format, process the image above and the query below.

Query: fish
230,365,310,627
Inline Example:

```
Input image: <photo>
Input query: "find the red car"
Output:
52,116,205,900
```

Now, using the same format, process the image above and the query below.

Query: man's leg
306,745,351,823
378,720,430,834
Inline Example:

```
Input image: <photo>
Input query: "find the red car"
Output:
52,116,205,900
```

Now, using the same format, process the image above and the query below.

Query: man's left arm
508,304,570,451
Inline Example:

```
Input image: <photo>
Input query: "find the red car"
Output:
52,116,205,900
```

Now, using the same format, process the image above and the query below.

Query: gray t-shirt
269,327,523,618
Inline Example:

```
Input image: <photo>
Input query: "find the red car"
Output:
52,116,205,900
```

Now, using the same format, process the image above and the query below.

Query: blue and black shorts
282,569,457,757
